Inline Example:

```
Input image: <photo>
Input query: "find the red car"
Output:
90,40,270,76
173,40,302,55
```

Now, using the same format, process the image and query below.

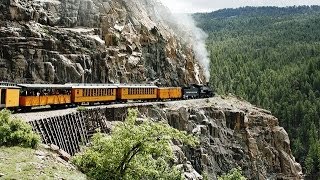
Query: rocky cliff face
0,0,205,85
139,97,303,179
16,96,303,179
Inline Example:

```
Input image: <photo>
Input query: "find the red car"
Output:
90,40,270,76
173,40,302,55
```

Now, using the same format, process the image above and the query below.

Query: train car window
129,88,131,95
100,89,102,96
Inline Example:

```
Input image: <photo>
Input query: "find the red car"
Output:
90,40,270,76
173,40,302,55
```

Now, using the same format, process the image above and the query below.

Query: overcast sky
159,0,320,13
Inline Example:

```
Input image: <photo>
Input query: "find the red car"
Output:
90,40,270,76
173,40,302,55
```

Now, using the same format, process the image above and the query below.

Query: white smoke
169,13,211,81
153,1,211,81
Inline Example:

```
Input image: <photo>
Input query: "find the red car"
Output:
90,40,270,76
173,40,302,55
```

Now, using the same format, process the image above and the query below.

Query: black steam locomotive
182,84,214,99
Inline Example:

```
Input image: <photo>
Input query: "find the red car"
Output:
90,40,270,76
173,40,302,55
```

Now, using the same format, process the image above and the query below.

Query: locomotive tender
0,82,214,111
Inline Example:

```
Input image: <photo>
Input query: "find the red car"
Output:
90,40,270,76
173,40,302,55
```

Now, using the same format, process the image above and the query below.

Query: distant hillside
194,6,320,178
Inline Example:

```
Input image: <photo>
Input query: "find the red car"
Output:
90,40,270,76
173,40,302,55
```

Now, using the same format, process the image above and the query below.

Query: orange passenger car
71,84,117,104
157,87,182,100
18,84,72,109
0,82,20,109
117,85,158,101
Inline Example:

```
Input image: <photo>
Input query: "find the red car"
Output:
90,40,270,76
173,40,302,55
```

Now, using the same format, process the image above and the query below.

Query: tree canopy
194,6,320,178
72,109,198,180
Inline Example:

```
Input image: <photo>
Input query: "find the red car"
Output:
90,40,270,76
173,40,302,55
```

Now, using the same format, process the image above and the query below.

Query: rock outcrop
140,97,303,179
0,0,205,85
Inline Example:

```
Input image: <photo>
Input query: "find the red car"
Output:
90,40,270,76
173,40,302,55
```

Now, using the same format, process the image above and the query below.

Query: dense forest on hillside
194,6,320,177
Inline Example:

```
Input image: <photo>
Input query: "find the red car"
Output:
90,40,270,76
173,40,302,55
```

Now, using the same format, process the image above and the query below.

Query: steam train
0,82,214,111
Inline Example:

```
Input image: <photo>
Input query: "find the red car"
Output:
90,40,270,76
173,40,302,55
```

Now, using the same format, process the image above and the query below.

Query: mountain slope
0,0,205,85
194,6,320,177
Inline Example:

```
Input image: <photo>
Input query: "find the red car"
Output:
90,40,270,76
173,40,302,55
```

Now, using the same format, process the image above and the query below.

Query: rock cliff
0,0,205,85
16,96,303,179
139,97,303,179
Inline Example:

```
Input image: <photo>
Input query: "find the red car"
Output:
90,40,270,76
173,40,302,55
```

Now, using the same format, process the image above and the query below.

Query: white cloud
159,0,320,13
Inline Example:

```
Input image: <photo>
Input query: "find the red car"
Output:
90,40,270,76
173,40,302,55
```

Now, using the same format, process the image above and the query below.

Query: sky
159,0,320,13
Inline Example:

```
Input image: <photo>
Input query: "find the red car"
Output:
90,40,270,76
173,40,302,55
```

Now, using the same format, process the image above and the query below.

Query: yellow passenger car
0,82,20,109
71,84,117,104
18,84,72,108
117,85,158,101
157,87,182,100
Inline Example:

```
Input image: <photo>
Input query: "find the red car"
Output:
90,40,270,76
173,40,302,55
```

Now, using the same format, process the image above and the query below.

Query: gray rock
0,0,205,85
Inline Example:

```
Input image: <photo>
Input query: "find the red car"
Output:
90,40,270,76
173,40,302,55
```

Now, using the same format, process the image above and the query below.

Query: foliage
72,109,198,180
76,106,87,112
218,167,246,180
0,109,40,149
194,6,320,177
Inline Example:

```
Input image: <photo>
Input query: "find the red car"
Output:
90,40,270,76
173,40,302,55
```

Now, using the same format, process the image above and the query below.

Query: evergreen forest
194,6,320,178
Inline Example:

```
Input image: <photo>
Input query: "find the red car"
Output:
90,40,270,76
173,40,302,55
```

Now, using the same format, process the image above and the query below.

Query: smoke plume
176,14,211,81
153,1,211,82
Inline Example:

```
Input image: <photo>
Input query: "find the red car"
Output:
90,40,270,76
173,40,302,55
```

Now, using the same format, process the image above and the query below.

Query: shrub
72,109,198,180
0,109,40,148
218,167,247,180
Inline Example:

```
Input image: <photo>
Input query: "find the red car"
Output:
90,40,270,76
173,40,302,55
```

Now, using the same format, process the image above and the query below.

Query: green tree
194,6,320,177
72,109,198,180
218,167,246,180
0,109,40,148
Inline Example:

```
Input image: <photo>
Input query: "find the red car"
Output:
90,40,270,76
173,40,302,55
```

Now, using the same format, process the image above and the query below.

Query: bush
218,167,246,180
72,109,198,180
0,109,40,148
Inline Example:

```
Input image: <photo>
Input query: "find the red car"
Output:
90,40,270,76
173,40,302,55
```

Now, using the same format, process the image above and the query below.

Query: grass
0,146,86,180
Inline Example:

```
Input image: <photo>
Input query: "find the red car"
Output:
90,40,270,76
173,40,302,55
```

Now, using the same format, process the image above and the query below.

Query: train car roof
158,87,182,89
117,84,158,88
17,84,72,89
0,85,20,89
68,83,118,89
0,82,19,88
